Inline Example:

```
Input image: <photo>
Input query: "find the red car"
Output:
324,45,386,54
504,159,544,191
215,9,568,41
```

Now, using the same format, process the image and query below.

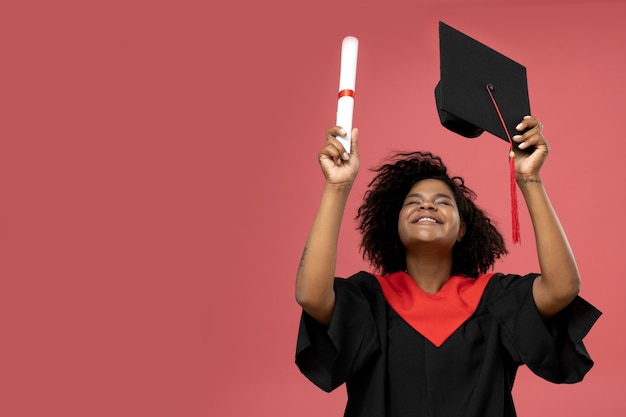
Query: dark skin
296,117,580,324
398,178,466,295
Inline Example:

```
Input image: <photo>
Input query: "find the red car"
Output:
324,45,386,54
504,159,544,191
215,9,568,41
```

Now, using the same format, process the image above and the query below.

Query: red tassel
486,84,522,245
509,149,521,244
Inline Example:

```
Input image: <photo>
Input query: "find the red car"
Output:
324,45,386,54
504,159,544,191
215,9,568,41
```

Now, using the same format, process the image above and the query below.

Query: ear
457,223,466,242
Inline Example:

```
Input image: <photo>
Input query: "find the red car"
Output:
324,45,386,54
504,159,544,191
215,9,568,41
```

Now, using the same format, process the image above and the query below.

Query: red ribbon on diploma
338,89,355,99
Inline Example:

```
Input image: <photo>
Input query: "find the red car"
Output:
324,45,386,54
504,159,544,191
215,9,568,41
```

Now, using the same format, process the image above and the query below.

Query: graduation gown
295,271,601,417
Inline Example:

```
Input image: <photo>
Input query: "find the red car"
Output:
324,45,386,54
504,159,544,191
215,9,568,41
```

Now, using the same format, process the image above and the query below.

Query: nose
419,200,436,210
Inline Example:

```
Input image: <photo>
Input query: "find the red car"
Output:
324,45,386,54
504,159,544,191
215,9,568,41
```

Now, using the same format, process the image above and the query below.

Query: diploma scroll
336,36,359,154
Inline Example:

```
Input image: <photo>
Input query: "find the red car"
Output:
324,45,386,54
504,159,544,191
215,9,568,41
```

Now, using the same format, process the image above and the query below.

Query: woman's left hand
512,115,550,179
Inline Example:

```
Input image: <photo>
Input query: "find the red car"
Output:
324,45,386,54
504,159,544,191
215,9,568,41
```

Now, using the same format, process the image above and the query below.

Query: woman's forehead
407,178,454,195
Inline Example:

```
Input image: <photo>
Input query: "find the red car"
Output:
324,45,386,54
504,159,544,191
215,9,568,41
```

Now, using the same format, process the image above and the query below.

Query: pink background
0,0,623,416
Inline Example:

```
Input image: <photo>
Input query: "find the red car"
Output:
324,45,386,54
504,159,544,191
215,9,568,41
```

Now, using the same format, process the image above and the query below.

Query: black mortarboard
435,21,531,145
434,21,531,244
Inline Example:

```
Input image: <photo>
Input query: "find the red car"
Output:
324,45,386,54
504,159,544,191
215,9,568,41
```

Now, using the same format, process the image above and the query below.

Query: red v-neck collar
374,271,495,347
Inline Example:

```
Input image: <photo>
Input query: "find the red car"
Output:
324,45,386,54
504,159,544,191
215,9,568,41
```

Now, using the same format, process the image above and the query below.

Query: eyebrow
405,192,455,200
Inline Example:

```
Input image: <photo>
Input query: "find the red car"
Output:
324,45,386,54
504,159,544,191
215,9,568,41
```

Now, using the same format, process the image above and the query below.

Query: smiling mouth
416,217,439,224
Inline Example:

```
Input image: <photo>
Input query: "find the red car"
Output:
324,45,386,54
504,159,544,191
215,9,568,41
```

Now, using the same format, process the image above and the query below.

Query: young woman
295,116,600,417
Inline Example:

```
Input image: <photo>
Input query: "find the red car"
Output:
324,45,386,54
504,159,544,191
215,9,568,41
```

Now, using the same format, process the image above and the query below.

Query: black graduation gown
295,271,601,417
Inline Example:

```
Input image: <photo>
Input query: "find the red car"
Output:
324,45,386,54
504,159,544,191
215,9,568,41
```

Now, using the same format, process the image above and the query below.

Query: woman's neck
405,250,453,294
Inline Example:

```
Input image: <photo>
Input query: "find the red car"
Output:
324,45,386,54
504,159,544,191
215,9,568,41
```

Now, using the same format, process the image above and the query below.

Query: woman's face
397,179,465,250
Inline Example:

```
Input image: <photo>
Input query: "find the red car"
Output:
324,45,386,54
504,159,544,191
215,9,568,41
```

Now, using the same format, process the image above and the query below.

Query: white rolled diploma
336,36,359,154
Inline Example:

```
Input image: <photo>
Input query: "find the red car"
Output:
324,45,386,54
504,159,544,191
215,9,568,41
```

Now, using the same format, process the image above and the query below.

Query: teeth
418,217,437,223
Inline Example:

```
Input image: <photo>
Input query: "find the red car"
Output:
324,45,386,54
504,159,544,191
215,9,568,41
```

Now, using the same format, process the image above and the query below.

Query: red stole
374,271,494,347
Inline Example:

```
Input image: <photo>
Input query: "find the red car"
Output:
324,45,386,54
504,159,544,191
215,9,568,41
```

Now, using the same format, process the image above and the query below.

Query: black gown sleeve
295,272,381,392
487,273,602,383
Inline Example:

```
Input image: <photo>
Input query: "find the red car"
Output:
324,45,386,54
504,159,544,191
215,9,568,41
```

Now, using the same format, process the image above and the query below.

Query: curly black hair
356,151,507,278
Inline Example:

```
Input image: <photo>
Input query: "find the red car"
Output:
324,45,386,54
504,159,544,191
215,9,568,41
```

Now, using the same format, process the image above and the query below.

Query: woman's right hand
297,126,359,323
318,126,360,186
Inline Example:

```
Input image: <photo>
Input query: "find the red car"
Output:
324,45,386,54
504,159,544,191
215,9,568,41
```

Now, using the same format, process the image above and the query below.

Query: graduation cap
435,21,531,143
434,21,531,244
